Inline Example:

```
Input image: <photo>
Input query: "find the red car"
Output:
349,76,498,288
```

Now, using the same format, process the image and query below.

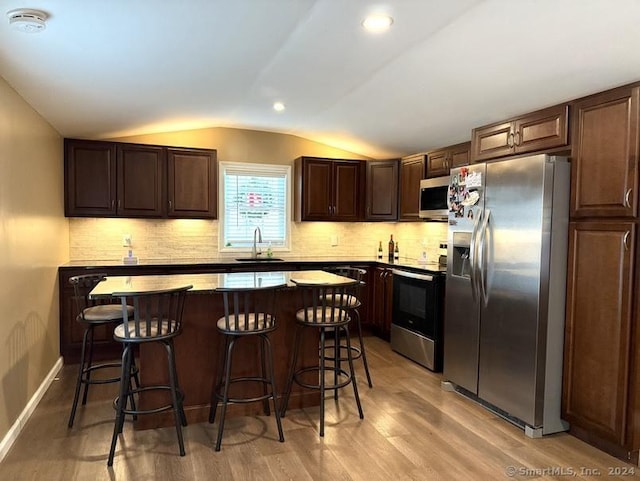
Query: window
219,162,290,251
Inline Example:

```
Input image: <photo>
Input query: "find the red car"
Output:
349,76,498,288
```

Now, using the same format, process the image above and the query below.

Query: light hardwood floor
1,336,638,480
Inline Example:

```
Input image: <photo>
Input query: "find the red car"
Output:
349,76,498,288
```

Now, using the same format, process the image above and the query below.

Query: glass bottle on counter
394,241,399,261
388,235,395,261
377,241,383,260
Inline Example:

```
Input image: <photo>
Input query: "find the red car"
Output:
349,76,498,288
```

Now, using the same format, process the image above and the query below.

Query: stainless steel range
390,267,444,371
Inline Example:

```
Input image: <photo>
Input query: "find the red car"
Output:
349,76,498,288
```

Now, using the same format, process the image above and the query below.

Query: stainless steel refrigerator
442,153,570,437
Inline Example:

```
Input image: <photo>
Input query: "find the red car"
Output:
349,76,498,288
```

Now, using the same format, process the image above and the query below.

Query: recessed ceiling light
273,101,285,112
362,14,393,33
7,8,48,33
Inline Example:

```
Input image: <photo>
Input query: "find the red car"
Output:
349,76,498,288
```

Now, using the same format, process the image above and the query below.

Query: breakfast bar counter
87,270,355,429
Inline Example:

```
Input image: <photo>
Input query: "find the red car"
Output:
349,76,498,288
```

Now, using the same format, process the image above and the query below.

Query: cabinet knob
514,131,521,146
508,132,515,148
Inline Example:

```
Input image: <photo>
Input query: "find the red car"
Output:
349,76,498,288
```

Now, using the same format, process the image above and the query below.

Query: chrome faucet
252,226,263,258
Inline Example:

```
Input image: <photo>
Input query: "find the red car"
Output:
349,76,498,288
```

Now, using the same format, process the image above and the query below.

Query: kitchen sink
235,257,285,262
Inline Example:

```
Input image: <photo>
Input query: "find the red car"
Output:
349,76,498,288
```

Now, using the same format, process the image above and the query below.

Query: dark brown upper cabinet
426,141,470,178
570,86,640,219
167,148,217,218
365,160,398,221
471,104,569,162
294,156,363,222
64,139,217,219
117,143,165,217
65,139,117,216
398,154,425,221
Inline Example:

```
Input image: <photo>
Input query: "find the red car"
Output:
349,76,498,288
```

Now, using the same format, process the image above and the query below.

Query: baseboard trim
0,356,64,462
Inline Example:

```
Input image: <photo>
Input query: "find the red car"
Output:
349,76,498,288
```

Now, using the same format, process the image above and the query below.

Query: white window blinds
220,162,290,249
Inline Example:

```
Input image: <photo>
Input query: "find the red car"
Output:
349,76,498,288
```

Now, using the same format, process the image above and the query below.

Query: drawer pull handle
624,188,633,208
624,231,630,250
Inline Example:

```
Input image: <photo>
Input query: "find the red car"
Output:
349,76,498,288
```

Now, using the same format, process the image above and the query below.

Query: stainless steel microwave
419,176,449,220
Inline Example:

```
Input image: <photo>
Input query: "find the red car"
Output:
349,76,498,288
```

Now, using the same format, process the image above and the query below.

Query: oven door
391,269,436,337
390,269,443,371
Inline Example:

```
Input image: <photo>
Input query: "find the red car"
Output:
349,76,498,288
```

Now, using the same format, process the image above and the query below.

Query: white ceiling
1,0,640,159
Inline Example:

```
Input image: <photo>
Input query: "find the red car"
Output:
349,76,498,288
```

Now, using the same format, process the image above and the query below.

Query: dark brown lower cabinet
563,221,639,463
371,267,393,340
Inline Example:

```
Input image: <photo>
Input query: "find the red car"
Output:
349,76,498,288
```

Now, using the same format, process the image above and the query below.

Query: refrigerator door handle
479,209,491,307
470,209,482,302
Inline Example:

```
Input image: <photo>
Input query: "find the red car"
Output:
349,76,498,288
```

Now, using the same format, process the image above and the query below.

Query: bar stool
322,266,373,389
108,284,192,466
67,273,136,428
280,280,364,436
209,282,285,451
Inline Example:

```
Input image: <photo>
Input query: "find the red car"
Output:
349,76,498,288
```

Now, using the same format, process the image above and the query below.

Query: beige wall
0,77,67,439
69,128,447,263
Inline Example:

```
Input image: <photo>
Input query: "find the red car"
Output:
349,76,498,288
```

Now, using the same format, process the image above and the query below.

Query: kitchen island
84,269,355,429
59,257,446,429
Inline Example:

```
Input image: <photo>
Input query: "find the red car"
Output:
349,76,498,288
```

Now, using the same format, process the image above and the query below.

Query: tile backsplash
69,218,447,262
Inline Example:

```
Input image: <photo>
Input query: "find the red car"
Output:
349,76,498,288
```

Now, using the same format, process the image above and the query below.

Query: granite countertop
89,270,357,298
62,255,447,275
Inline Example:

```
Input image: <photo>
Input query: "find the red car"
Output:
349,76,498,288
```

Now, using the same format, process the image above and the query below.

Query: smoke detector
7,9,48,33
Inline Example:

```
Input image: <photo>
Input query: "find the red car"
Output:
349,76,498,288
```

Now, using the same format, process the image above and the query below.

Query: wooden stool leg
215,337,236,451
334,327,339,401
262,334,284,442
165,340,185,456
353,309,373,388
319,328,326,437
344,326,364,419
209,335,230,424
108,345,131,466
81,325,96,405
260,338,271,416
68,325,91,428
280,325,303,418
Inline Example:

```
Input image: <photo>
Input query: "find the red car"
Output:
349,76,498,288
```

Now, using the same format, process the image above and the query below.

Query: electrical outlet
331,235,339,246
122,234,132,247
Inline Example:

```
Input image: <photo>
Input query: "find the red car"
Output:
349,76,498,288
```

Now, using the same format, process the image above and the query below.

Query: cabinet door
297,158,332,221
366,160,398,221
371,268,388,337
64,139,117,216
426,149,449,178
571,87,639,218
514,104,569,154
383,270,394,340
450,142,471,168
471,121,514,162
117,144,165,217
167,148,217,218
333,160,362,221
563,221,634,445
399,156,425,221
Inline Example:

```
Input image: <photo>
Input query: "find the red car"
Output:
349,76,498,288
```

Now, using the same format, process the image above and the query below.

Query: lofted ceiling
1,0,640,159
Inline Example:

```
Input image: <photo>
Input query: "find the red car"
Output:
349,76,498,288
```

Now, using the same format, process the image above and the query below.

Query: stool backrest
113,285,191,340
296,280,359,325
69,273,108,319
323,266,365,292
217,285,282,333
